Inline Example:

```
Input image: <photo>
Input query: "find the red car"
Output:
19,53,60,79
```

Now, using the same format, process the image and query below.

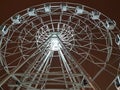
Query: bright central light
50,35,60,51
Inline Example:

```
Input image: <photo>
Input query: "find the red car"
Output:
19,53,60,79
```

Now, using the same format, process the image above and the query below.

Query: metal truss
0,2,120,90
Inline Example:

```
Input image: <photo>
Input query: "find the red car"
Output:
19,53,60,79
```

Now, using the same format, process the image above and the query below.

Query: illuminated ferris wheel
0,2,120,90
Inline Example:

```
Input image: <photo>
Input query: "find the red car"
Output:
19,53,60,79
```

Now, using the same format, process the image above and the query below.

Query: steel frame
0,2,120,90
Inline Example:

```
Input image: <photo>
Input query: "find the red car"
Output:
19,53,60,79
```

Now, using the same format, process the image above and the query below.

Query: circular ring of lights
0,2,120,90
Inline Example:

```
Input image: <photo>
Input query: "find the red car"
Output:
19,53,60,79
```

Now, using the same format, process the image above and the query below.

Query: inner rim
35,24,75,50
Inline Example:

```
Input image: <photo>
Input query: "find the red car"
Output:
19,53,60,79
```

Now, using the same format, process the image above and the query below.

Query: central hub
50,34,61,51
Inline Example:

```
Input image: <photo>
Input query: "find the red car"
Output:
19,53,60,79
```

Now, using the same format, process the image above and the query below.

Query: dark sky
0,0,120,90
0,0,120,27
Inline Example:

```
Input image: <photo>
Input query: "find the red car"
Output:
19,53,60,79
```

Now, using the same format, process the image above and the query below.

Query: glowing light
50,35,61,51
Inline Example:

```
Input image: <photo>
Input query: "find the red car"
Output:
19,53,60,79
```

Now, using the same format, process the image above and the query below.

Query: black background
0,0,120,28
0,0,120,90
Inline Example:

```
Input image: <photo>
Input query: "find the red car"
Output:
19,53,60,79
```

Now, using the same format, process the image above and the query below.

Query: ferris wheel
0,2,120,90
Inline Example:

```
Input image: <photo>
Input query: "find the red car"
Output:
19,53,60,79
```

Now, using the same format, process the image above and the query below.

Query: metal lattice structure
0,2,120,90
